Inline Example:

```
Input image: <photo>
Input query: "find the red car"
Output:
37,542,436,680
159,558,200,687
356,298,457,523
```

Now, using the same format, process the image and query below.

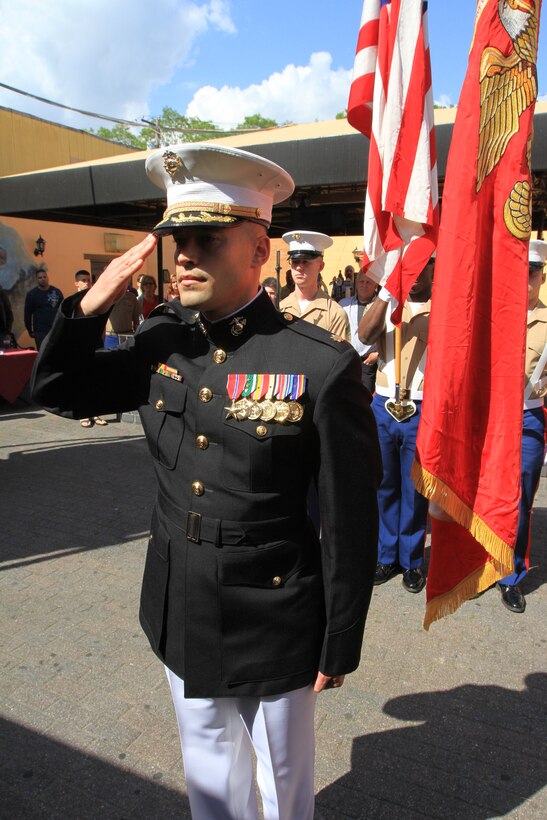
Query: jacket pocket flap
219,541,308,587
148,373,187,414
223,417,302,440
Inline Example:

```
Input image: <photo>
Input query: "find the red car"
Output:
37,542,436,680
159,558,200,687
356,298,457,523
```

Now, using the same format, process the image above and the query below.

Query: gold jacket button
192,481,205,496
155,399,164,411
256,425,267,437
199,387,213,402
196,435,209,450
272,576,282,587
283,313,293,321
213,349,227,364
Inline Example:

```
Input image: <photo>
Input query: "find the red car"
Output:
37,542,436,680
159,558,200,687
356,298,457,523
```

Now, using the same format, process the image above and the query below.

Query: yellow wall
0,108,137,176
0,216,157,346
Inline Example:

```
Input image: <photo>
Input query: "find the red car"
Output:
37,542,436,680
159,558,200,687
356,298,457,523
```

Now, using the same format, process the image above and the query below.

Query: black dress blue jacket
31,289,381,698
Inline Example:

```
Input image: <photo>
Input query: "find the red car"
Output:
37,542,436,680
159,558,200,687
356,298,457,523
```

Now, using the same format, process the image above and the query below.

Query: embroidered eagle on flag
477,0,539,191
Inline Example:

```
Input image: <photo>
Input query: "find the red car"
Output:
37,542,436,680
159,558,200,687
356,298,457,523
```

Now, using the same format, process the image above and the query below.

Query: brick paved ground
1,401,546,819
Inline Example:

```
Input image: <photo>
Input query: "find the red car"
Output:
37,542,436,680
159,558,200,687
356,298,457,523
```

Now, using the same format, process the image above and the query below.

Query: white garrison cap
145,143,294,233
282,230,333,258
529,239,547,265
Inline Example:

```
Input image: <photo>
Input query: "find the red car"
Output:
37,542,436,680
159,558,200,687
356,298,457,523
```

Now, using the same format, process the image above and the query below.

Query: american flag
347,0,438,323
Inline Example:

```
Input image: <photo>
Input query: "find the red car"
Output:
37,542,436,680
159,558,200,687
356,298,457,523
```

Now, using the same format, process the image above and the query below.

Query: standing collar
197,288,276,349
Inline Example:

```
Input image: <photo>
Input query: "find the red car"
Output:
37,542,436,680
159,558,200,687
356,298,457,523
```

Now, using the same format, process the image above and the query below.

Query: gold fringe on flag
412,460,516,629
411,461,515,573
423,559,505,630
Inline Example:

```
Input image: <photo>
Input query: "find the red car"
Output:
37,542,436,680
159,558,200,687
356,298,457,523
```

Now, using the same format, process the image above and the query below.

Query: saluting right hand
79,234,157,317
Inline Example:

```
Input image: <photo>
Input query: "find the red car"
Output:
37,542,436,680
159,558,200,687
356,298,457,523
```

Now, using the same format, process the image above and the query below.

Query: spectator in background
262,277,278,304
340,270,379,395
24,268,63,350
332,272,344,302
166,271,179,302
278,269,294,301
0,285,14,342
74,270,91,292
138,275,160,320
317,274,329,295
343,266,355,300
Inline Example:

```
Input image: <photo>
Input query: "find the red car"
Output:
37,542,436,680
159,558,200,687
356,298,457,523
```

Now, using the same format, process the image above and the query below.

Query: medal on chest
225,373,307,423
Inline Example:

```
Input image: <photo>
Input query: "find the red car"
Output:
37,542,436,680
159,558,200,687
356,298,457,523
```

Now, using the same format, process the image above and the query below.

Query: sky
0,0,545,137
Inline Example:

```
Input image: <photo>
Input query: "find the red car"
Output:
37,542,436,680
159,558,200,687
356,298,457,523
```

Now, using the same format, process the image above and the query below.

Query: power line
0,81,273,136
0,81,143,127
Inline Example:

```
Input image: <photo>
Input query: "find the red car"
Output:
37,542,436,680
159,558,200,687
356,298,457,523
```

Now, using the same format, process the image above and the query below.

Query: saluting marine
31,143,381,820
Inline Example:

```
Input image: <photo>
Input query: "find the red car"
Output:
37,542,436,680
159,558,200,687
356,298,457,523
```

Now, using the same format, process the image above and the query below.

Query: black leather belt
158,496,307,546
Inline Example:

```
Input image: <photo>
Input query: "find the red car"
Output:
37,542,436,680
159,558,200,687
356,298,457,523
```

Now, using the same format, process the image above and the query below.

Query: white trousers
165,667,317,820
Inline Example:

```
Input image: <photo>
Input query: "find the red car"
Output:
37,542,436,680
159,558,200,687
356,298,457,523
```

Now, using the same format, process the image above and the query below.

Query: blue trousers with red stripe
500,407,545,586
372,394,428,570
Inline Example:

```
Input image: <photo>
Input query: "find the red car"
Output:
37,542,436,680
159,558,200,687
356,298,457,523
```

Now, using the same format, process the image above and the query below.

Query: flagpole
394,325,402,405
275,250,281,310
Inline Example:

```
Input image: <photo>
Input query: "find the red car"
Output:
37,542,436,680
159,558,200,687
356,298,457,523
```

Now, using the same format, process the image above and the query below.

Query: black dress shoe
498,583,526,613
374,562,399,585
402,568,426,593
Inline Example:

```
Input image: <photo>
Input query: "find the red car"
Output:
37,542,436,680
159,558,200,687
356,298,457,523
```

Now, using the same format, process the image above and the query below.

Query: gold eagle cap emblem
476,0,539,192
163,150,184,179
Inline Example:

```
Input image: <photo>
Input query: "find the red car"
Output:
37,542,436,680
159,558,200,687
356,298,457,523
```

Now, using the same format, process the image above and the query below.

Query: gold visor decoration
167,211,237,225
163,201,263,220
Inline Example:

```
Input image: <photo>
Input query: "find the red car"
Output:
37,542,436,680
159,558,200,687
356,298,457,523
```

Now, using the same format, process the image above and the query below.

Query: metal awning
1,114,546,237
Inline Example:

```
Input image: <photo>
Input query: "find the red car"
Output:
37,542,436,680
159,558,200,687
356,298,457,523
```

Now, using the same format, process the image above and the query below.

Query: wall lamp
34,235,46,256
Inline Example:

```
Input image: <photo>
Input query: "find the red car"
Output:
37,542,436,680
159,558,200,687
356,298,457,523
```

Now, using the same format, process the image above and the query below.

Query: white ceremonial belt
523,398,544,410
375,385,423,401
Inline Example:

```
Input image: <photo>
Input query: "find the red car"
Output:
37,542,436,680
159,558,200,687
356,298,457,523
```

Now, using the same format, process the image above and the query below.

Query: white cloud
186,52,352,127
433,93,456,108
0,0,235,129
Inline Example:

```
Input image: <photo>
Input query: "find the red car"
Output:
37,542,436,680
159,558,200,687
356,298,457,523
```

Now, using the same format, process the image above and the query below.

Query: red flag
412,0,542,628
348,0,438,324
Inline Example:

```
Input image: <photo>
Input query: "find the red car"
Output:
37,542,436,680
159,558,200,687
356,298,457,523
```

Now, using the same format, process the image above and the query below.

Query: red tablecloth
0,349,38,403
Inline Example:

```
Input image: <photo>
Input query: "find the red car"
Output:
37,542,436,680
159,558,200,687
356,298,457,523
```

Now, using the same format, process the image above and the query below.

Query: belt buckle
186,511,202,543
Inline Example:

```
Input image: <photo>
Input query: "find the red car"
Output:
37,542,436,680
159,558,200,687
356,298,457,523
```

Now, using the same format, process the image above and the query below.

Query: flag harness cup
385,324,416,422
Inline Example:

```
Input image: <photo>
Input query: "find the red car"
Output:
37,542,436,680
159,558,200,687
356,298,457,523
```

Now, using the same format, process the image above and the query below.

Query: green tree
335,109,347,119
236,113,278,130
87,106,220,148
90,124,147,149
141,107,220,145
